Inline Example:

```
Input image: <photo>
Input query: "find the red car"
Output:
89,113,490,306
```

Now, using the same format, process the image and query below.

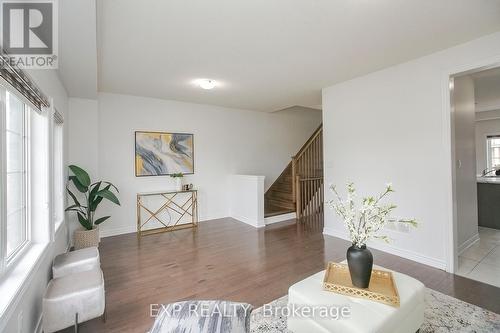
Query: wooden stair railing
295,176,324,218
264,124,323,219
292,125,323,219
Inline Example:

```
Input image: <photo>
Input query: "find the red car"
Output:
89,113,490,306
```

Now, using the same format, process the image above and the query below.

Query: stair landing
264,204,294,218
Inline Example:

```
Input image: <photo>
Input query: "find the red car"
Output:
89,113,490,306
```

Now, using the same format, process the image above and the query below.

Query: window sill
0,243,48,331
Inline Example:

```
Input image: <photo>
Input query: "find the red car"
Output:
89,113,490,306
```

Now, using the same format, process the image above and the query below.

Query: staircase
264,124,323,219
264,163,295,217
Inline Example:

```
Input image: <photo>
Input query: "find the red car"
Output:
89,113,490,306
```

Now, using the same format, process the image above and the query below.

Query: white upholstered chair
43,247,105,332
52,246,100,278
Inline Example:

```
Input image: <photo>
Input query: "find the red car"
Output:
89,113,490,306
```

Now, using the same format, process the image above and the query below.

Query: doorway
450,66,500,288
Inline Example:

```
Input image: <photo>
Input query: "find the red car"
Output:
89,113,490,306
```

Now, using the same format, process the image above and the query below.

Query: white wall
322,31,500,270
68,93,321,237
475,109,500,121
66,98,99,239
475,74,500,112
229,175,265,228
476,91,500,112
1,70,70,333
476,114,500,172
452,75,478,252
68,98,99,176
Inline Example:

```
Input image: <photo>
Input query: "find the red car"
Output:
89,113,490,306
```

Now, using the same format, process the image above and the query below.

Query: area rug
250,289,500,332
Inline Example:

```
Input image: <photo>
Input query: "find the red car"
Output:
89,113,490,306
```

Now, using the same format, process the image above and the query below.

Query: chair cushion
52,246,100,278
150,300,253,333
43,268,105,333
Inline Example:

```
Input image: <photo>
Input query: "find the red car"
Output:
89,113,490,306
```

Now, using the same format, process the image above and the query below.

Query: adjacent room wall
1,70,69,333
322,31,500,270
475,76,500,112
476,111,500,172
68,93,321,237
452,75,478,252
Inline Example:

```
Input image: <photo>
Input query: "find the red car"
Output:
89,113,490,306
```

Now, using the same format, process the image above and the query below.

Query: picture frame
135,131,194,177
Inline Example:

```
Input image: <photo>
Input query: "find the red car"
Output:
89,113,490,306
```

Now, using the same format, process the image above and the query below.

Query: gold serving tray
323,262,400,307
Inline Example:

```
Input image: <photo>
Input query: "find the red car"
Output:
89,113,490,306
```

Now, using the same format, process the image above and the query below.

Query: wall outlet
384,221,397,231
385,218,411,233
397,222,411,233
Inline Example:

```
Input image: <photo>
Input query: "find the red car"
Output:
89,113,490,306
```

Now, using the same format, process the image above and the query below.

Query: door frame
444,55,500,273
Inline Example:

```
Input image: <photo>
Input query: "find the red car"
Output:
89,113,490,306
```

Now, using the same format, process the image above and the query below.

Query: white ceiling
60,0,500,111
58,0,98,99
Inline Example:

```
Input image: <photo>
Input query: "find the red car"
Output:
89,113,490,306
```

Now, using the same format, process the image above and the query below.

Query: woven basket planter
74,226,100,250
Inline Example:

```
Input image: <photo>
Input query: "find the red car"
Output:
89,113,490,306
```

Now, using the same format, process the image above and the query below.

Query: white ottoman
42,268,105,333
52,247,100,278
287,266,424,333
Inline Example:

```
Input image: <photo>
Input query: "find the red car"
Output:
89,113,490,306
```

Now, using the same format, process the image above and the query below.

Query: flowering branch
328,183,417,247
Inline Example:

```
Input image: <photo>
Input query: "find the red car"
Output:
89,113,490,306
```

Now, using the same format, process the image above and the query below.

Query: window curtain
0,52,50,110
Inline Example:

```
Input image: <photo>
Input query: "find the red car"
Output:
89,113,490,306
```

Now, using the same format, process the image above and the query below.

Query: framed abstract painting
135,131,194,176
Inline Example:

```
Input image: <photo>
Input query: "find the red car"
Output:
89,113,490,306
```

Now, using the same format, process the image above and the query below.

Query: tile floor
457,227,500,288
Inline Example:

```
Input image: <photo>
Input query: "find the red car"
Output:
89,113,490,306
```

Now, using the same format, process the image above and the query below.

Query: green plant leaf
94,216,111,225
90,184,109,211
92,181,119,193
66,187,81,207
89,181,102,202
170,173,184,178
77,212,92,230
66,208,85,213
96,188,121,206
69,165,91,187
65,204,84,213
90,196,104,211
69,176,88,193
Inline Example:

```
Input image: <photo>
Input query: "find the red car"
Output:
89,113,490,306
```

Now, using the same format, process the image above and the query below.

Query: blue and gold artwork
135,132,194,176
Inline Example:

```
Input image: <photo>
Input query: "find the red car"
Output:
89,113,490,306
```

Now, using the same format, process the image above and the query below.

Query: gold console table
136,190,198,237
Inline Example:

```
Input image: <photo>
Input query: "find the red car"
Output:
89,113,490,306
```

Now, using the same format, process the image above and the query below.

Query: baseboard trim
323,227,446,270
100,214,230,238
264,212,296,225
100,225,138,238
231,214,265,228
458,233,480,255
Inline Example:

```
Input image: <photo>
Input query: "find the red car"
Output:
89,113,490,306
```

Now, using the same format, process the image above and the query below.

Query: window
53,111,64,229
0,72,56,320
486,135,500,170
5,91,30,260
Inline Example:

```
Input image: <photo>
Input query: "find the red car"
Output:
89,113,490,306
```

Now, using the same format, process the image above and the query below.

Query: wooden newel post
292,156,297,203
295,175,301,219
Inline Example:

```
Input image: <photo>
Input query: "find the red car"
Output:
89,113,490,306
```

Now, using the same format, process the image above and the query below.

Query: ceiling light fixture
197,79,217,90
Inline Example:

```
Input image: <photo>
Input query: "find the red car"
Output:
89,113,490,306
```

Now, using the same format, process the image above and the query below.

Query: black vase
346,244,373,288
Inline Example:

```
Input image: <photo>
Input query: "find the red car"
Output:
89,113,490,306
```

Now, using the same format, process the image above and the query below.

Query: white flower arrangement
328,182,417,248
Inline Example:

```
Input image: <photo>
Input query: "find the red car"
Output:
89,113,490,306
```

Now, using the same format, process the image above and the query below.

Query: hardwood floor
69,215,500,333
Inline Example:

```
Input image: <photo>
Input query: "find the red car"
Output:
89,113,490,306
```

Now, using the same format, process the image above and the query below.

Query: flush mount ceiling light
196,79,217,90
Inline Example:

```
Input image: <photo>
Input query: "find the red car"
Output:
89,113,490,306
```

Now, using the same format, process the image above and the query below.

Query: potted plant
66,165,120,249
170,173,184,191
328,183,417,288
